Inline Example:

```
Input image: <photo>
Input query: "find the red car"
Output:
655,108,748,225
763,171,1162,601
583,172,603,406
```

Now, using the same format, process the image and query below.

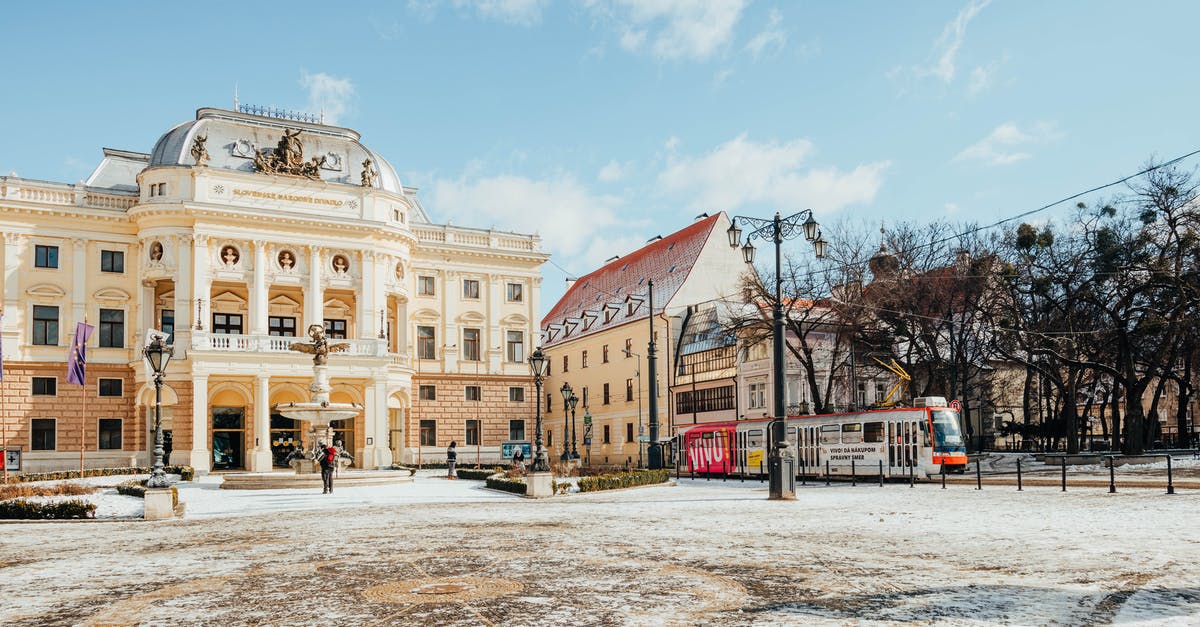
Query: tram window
841,423,864,444
820,424,840,444
864,422,884,443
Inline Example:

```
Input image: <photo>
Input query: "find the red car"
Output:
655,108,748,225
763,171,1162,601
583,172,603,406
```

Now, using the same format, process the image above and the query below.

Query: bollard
1108,456,1116,494
976,459,982,490
1167,456,1175,495
825,460,831,486
879,460,884,487
760,459,765,483
1016,458,1022,491
941,463,946,489
851,460,857,486
1061,459,1067,492
909,460,914,488
800,456,807,486
690,463,695,481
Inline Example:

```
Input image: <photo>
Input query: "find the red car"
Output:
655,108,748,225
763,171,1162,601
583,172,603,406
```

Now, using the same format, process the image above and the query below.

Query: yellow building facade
0,107,547,474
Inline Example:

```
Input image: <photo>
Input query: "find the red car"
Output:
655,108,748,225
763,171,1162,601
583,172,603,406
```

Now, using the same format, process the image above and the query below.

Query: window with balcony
99,309,124,348
417,326,436,359
269,316,297,337
212,313,243,335
324,319,347,339
33,305,59,345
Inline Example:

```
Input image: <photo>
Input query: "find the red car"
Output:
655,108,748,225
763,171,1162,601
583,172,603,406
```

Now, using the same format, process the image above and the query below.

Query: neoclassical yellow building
0,107,547,473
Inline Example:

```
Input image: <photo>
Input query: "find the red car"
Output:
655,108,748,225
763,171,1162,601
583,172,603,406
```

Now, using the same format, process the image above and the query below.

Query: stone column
249,374,273,471
188,374,211,473
305,246,324,331
361,378,392,468
140,280,156,337
249,240,268,335
174,235,194,333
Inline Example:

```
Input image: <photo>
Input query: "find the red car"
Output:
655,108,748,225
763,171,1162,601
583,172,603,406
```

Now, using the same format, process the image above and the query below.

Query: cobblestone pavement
1,477,1198,626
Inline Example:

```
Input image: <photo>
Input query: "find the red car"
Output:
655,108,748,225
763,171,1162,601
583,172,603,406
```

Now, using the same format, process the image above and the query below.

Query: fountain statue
275,325,361,474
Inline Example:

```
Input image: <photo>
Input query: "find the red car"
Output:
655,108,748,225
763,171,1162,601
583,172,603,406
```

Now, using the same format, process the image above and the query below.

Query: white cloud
744,9,786,60
456,0,549,25
891,0,990,91
597,160,631,182
657,134,890,214
594,0,749,61
967,65,991,97
300,71,355,125
954,122,1059,166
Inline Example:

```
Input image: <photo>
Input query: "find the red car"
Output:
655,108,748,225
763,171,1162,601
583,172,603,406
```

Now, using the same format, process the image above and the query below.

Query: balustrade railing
192,332,393,358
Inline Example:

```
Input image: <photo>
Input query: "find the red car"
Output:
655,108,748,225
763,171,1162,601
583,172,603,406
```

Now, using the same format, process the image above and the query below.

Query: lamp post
560,383,580,460
527,347,551,472
728,211,826,500
625,348,644,468
647,280,662,469
142,335,174,489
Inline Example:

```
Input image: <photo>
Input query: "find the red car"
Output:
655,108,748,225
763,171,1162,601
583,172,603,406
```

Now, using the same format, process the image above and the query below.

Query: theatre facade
0,107,547,473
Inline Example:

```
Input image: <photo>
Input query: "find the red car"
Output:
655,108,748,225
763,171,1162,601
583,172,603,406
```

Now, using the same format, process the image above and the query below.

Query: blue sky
3,1,1199,313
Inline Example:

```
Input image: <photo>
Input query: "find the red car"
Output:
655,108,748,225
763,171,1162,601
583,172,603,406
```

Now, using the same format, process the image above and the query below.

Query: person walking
319,443,336,494
446,441,458,479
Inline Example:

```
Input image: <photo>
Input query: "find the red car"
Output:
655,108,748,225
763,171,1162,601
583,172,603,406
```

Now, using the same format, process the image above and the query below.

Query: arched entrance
210,384,250,471
269,384,308,467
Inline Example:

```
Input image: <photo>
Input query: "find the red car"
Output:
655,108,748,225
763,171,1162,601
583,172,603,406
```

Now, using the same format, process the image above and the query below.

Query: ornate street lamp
568,394,580,459
142,335,174,489
560,383,580,461
527,347,551,472
727,211,825,501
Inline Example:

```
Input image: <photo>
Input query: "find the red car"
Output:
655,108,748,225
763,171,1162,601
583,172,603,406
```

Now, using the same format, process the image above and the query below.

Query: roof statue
252,128,326,180
360,158,377,187
190,134,210,166
289,324,350,365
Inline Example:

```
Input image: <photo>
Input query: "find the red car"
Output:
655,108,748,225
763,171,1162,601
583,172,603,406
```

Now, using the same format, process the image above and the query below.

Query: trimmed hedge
0,498,96,519
117,481,179,509
1,466,195,484
485,474,527,495
456,467,505,481
577,469,671,493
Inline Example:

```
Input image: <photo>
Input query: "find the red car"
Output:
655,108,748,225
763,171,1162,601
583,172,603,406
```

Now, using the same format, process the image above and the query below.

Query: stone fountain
220,325,412,490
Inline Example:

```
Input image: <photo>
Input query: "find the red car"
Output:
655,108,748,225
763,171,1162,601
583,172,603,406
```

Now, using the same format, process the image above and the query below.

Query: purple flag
66,321,94,386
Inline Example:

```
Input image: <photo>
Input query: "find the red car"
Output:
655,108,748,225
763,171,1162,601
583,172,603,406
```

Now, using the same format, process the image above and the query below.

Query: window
32,418,56,450
582,387,589,408
509,419,526,441
582,350,589,368
32,377,56,396
420,420,437,446
603,383,610,405
99,309,124,348
324,319,347,339
161,310,174,344
269,316,297,337
875,381,887,405
465,419,481,446
677,385,736,414
856,382,867,408
506,331,524,362
465,385,482,401
627,301,636,316
603,345,609,363
417,326,436,359
98,418,122,449
419,385,436,401
626,378,634,402
625,338,632,355
864,422,885,443
748,382,766,409
33,305,59,345
603,424,611,444
98,378,122,397
820,424,840,445
463,279,480,299
463,328,481,361
35,245,59,269
841,423,864,444
547,429,553,448
100,250,124,273
509,387,525,402
418,276,436,296
626,423,634,443
506,283,523,302
562,355,569,373
212,313,243,335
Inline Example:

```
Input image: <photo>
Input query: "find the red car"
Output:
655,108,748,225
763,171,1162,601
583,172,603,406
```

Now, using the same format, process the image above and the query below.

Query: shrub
0,466,195,484
0,483,97,500
116,481,180,508
485,474,527,495
0,498,96,519
455,468,498,480
577,469,670,493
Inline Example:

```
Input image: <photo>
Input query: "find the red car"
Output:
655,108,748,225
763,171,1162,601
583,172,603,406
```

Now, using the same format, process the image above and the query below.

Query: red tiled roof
541,213,724,346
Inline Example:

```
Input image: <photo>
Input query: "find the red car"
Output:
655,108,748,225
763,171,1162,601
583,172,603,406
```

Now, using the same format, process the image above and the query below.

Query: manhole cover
363,576,523,605
411,582,475,595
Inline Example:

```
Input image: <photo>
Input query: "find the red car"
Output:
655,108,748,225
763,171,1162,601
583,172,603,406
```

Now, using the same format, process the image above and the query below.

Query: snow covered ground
0,469,1197,626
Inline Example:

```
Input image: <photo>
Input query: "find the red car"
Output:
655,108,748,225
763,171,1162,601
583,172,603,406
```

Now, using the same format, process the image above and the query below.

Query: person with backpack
319,443,337,494
446,441,458,479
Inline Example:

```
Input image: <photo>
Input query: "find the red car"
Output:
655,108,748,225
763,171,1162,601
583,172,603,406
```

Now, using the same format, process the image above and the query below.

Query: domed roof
148,108,403,194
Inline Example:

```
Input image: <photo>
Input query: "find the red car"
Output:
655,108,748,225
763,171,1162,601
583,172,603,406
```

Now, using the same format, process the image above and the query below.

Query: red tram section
678,398,969,479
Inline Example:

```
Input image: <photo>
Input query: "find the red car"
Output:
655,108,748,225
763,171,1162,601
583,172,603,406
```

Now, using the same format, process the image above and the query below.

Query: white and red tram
678,398,969,479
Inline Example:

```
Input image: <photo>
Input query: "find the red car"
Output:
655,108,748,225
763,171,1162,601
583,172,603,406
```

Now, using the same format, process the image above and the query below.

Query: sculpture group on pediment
252,128,326,180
